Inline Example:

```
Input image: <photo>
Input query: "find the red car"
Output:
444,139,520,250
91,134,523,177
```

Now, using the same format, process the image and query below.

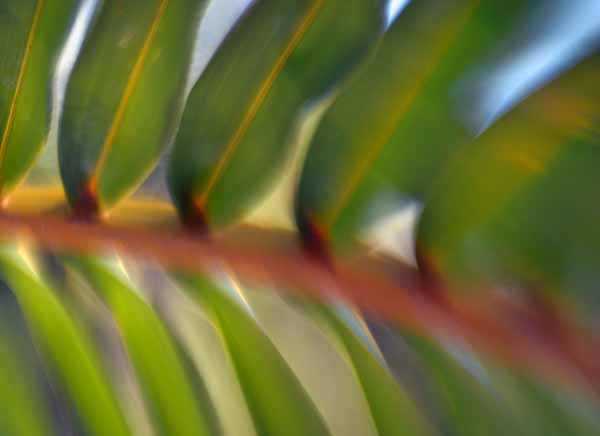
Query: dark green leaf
168,0,384,229
59,0,205,214
0,0,77,199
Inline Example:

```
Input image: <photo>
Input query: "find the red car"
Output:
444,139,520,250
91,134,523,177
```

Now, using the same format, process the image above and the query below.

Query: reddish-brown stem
0,209,598,396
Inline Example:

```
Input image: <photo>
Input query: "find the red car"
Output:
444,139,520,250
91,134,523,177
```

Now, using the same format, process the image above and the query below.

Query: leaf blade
0,0,78,198
0,246,132,436
66,256,215,436
59,0,205,213
0,332,54,436
401,331,521,436
416,49,600,312
316,305,431,436
168,0,384,229
180,275,332,436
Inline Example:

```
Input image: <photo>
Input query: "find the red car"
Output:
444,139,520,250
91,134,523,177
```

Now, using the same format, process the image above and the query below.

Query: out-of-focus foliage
65,256,214,436
0,0,598,435
312,304,431,436
495,371,600,435
417,51,600,314
0,0,77,199
0,247,132,436
180,275,332,436
402,331,600,436
0,332,51,436
295,0,527,249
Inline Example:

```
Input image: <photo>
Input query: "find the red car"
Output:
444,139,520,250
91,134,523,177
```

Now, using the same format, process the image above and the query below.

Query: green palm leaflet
65,256,214,436
0,0,77,199
0,246,132,436
168,0,385,230
180,275,333,436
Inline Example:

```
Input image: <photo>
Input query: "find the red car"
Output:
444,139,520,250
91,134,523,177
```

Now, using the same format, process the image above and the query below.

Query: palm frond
0,0,598,435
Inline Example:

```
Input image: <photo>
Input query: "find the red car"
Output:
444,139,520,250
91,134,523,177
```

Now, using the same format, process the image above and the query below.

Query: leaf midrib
88,0,169,196
0,0,46,194
194,0,325,208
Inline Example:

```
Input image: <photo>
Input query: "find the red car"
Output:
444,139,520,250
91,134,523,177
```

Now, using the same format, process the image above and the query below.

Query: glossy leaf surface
59,0,205,214
168,0,384,229
417,50,600,313
0,0,77,198
181,275,332,436
66,257,213,436
0,246,132,436
295,0,527,249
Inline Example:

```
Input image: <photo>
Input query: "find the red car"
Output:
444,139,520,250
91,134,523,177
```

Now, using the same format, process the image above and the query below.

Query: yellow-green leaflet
0,330,53,436
0,246,132,436
168,0,384,230
311,304,431,436
65,256,214,436
180,275,332,436
0,0,77,198
59,0,206,215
